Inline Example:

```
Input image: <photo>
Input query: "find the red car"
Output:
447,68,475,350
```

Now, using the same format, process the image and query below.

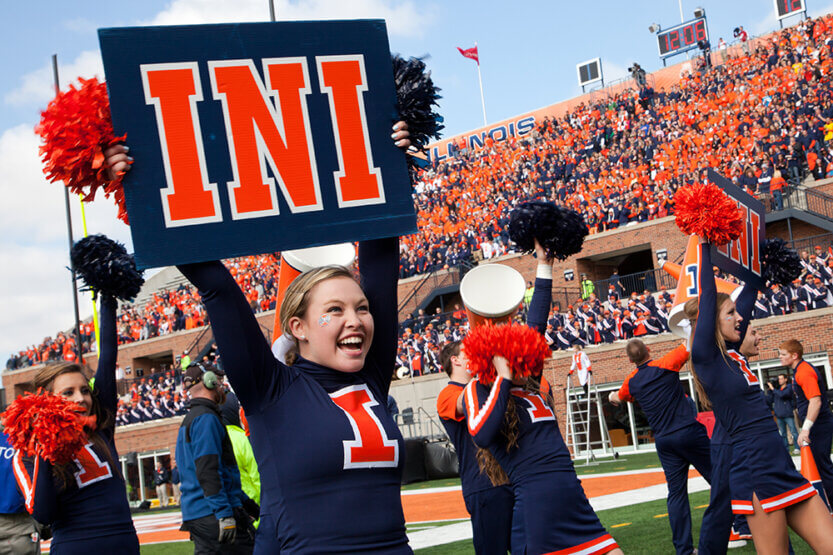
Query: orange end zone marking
402,490,469,522
400,469,702,524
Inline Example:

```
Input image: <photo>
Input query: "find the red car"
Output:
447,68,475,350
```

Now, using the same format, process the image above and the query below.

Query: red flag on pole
457,45,479,65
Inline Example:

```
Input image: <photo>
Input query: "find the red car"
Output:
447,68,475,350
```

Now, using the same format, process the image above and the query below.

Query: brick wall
767,218,828,243
115,417,182,461
807,177,833,196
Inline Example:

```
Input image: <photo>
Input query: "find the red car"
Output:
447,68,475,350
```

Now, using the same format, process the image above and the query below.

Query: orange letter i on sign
209,58,322,219
141,63,222,227
317,56,385,207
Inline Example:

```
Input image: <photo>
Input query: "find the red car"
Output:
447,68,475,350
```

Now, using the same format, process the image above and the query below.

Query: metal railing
588,73,657,104
787,232,833,255
775,185,833,223
593,267,676,298
396,406,446,440
184,325,212,360
550,286,583,311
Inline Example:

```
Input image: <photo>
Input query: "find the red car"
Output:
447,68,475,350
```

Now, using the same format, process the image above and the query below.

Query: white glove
218,516,237,544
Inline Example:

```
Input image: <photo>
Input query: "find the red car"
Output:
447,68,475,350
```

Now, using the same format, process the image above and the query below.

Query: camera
629,63,647,87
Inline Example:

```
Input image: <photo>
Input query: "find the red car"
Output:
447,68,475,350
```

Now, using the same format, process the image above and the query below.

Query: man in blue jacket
0,430,39,553
767,374,798,452
176,363,255,554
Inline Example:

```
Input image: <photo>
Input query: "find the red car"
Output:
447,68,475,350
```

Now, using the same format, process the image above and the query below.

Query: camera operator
698,39,712,69
629,63,647,88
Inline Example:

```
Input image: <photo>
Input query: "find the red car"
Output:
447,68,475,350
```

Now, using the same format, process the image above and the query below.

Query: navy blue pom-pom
71,235,144,301
392,55,443,167
762,238,802,286
509,202,588,261
508,201,547,252
549,207,589,261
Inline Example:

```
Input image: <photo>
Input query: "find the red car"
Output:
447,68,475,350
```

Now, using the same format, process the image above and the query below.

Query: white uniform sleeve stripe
12,452,34,512
466,377,503,434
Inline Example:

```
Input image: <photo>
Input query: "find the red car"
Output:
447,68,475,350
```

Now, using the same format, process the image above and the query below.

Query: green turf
573,450,662,475
402,477,461,490
140,542,191,554
416,539,475,554
598,490,813,553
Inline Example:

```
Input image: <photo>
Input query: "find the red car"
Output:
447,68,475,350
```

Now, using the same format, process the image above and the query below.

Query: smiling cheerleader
688,237,833,554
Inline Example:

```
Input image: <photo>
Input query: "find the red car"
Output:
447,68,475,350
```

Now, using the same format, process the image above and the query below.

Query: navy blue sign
708,168,766,290
99,20,416,269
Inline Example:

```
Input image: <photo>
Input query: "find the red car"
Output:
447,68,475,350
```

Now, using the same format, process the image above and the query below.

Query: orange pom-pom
462,323,550,383
1,390,95,465
673,182,744,246
35,77,129,224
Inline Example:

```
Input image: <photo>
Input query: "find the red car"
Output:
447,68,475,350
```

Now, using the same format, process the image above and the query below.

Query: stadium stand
6,254,280,369
7,14,833,426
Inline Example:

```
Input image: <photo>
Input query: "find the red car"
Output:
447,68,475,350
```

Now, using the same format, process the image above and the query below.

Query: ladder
565,372,617,464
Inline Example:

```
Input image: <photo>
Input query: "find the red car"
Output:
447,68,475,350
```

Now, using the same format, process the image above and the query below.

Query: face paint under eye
318,314,331,327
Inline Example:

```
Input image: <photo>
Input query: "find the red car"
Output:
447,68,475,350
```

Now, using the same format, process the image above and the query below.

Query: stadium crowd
115,370,187,426
397,245,833,376
10,15,833,377
6,254,280,370
399,14,833,278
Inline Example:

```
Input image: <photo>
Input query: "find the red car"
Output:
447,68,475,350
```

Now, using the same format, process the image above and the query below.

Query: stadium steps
397,265,468,320
132,267,190,308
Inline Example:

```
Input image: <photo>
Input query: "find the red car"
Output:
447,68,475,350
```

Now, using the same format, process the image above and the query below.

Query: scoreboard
774,0,805,20
657,17,708,58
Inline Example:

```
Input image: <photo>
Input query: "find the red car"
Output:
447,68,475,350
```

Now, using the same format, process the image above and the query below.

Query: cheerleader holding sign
671,180,833,553
687,236,833,552
105,125,415,555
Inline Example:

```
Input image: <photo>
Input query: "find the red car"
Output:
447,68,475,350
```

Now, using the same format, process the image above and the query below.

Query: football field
45,452,811,554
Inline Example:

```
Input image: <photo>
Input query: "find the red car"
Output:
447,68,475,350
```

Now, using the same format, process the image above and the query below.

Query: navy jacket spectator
770,383,797,419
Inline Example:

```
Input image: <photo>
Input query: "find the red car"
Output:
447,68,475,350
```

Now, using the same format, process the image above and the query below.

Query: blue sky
1,0,830,360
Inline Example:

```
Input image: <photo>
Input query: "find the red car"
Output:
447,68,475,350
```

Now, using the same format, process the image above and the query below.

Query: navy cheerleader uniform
437,383,519,554
700,422,735,553
617,344,718,554
177,238,409,554
462,274,618,555
433,272,559,555
463,378,617,555
793,359,833,505
698,285,755,554
693,244,815,515
13,295,139,554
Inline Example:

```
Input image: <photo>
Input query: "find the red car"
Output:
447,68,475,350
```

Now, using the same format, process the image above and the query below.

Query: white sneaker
727,540,747,549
